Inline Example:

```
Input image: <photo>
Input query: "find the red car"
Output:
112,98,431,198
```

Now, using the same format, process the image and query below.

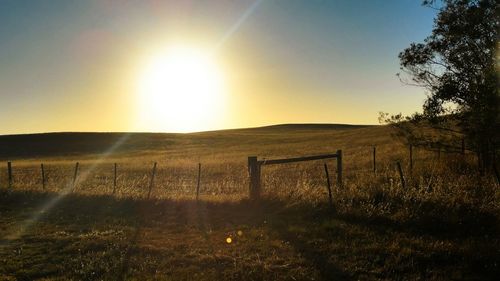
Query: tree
392,0,499,169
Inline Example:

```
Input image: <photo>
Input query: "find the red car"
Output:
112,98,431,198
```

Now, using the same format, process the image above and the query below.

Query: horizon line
0,122,380,137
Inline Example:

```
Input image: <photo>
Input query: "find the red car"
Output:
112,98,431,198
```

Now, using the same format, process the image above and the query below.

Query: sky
0,0,437,134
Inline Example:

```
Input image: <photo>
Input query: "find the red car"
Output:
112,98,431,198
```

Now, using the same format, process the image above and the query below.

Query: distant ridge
234,123,373,131
0,123,376,159
0,123,374,137
191,123,374,134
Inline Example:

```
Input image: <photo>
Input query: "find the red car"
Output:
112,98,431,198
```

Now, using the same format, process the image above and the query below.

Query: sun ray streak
1,134,131,243
214,0,264,51
2,0,264,247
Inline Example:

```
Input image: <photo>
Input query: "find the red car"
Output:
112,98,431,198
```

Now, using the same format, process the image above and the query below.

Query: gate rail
248,150,342,200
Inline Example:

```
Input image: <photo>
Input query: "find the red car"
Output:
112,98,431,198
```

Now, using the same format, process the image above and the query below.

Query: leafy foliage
391,0,499,165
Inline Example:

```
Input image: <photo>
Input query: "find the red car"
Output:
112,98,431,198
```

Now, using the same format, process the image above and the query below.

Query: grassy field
0,124,499,280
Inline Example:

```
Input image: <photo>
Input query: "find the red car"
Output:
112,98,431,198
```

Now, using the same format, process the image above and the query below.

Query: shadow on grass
0,190,498,280
337,193,499,239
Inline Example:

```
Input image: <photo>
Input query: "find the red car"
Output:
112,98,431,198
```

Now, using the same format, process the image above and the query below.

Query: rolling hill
0,123,376,159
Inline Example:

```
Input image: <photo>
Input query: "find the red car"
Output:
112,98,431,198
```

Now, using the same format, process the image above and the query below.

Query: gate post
7,162,12,189
373,146,376,173
248,156,261,200
336,150,342,186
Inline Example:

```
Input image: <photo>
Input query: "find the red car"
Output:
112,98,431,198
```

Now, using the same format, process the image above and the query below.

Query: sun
137,46,226,132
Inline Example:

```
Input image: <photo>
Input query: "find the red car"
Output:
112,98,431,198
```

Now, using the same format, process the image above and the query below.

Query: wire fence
0,145,496,201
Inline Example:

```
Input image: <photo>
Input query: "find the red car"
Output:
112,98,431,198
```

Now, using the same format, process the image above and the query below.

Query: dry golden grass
2,125,497,211
0,124,498,280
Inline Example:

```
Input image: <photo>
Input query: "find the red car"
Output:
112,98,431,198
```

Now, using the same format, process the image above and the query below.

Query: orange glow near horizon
0,1,435,135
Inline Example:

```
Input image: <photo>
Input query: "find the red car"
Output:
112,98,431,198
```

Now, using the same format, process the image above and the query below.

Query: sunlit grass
0,125,498,280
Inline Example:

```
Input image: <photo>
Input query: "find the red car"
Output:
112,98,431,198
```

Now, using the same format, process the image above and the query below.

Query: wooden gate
247,150,342,200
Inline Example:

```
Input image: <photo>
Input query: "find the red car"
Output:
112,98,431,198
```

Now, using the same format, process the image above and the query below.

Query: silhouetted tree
388,0,499,169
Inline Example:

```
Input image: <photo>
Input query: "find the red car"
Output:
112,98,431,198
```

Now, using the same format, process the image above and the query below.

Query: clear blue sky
0,0,437,134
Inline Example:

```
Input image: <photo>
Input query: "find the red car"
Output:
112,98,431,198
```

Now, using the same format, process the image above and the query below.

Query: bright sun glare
137,46,226,132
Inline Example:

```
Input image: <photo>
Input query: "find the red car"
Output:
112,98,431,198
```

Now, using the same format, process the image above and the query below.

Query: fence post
7,162,12,189
72,162,79,190
397,161,406,189
336,150,343,186
248,156,261,200
477,151,484,176
41,164,46,190
113,163,117,194
196,163,201,201
409,144,413,172
493,163,500,187
323,164,333,208
373,146,376,173
147,162,157,199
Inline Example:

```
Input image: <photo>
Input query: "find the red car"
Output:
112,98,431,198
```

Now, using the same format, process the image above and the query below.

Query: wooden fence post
397,161,406,189
248,156,261,200
72,162,79,190
478,151,485,175
323,164,333,208
336,150,343,186
41,164,46,190
196,163,201,201
7,162,12,189
113,163,117,194
409,144,413,172
147,162,157,199
493,163,500,187
373,146,376,173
